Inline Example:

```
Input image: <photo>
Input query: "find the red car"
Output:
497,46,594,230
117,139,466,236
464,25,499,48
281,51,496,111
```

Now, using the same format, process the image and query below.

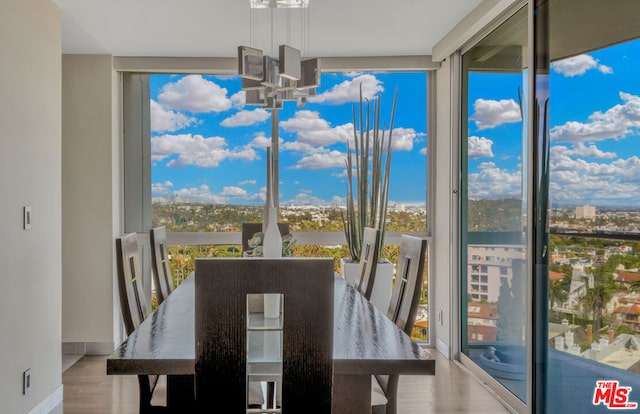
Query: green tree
549,277,569,321
579,266,615,337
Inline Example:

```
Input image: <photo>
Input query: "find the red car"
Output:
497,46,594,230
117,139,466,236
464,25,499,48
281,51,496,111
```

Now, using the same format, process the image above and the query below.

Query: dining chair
194,257,334,413
149,226,174,305
115,233,167,413
371,234,428,414
355,227,381,300
241,222,290,254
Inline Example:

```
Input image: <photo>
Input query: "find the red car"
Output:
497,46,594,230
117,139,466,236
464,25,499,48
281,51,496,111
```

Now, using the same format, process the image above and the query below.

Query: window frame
119,56,437,344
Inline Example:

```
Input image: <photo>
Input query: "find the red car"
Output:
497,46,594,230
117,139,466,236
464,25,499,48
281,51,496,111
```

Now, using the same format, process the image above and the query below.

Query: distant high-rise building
576,205,596,220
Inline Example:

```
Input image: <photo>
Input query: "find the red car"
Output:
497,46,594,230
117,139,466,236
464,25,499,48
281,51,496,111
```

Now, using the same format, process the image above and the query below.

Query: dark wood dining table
107,272,435,413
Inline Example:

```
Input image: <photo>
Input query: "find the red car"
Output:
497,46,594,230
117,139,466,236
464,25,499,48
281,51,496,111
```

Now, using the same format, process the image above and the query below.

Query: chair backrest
115,233,151,336
195,257,334,413
373,235,427,414
356,227,381,300
387,234,428,335
241,222,290,254
149,226,174,304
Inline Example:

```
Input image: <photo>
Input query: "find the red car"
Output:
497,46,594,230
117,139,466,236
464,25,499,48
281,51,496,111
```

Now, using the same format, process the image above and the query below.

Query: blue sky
150,71,427,206
466,38,640,208
150,38,639,209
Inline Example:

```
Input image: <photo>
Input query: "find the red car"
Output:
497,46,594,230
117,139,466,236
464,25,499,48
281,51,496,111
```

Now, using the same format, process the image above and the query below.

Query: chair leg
138,375,167,414
385,375,400,414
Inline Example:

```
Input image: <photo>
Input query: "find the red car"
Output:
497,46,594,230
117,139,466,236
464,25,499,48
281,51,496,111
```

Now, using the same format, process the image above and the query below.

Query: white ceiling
52,0,483,57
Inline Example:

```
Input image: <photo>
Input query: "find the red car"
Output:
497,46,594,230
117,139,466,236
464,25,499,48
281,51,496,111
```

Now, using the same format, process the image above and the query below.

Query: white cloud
284,190,328,206
280,110,352,146
550,92,640,143
388,128,417,151
551,54,614,77
219,186,248,197
151,133,258,168
172,185,226,204
158,75,232,113
551,143,616,159
229,144,259,161
221,108,270,127
250,132,272,149
239,179,257,186
150,100,197,133
231,91,246,109
163,184,266,204
152,181,173,196
293,150,347,170
598,65,614,75
549,155,640,205
468,136,494,159
309,74,384,105
420,147,427,155
468,162,522,199
470,98,521,130
281,140,322,153
279,111,420,155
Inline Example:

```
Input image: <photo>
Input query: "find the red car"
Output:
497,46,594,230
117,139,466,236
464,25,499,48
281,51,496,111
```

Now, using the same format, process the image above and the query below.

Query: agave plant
342,85,397,262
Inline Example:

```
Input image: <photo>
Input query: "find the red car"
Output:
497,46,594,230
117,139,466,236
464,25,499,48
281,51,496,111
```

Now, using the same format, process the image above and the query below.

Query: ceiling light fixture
238,0,319,109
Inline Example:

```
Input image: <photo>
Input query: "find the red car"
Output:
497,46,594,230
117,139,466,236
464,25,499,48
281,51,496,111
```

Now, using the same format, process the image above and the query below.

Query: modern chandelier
238,0,319,109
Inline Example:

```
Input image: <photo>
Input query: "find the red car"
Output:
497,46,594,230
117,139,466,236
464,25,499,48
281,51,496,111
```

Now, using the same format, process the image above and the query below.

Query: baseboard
28,385,63,414
436,337,450,359
62,341,114,356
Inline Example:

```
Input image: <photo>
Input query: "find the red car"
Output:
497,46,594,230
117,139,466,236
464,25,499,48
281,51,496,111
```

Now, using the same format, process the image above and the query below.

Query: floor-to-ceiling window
123,66,432,341
460,1,640,412
460,4,529,407
146,70,427,266
541,1,640,412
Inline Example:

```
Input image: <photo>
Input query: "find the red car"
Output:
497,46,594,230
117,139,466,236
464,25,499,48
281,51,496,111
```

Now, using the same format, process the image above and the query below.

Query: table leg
333,374,371,414
167,374,195,413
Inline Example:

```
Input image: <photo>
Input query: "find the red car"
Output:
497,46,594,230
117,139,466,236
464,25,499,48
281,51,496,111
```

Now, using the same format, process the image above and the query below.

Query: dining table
107,270,436,413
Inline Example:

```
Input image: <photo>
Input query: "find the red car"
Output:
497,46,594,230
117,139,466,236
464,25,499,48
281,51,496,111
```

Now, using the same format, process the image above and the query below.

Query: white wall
62,55,118,353
0,0,62,412
433,57,454,358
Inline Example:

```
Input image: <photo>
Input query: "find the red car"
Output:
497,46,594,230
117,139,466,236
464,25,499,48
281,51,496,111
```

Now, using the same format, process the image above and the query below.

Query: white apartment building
576,205,596,220
467,244,526,303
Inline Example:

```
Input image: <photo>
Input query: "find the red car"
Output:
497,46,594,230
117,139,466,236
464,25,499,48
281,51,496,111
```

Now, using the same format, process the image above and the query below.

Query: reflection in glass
461,6,528,402
543,0,640,412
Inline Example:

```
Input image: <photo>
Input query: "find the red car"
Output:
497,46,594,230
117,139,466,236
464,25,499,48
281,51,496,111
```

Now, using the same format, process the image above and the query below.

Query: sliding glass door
541,1,640,412
460,4,530,407
460,1,640,412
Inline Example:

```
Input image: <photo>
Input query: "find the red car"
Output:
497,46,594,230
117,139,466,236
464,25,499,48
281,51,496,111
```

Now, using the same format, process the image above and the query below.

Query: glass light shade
262,56,280,87
279,45,301,80
245,89,266,106
298,58,320,89
238,46,264,81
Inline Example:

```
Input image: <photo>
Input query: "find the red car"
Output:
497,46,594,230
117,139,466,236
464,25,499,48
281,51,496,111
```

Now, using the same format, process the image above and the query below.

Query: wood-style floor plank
55,351,514,413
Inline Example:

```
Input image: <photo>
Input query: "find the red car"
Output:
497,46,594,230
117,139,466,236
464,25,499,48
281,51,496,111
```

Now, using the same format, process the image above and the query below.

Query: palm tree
549,277,569,321
579,266,615,338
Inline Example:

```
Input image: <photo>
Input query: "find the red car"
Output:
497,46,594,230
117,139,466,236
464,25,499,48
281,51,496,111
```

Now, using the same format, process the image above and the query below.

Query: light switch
24,206,32,230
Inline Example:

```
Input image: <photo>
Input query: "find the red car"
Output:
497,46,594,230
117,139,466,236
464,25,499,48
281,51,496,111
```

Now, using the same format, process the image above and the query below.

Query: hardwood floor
54,350,514,413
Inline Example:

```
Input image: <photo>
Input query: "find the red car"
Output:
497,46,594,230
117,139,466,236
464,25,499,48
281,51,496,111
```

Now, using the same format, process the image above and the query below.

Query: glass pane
149,72,427,233
460,6,529,402
543,1,640,412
